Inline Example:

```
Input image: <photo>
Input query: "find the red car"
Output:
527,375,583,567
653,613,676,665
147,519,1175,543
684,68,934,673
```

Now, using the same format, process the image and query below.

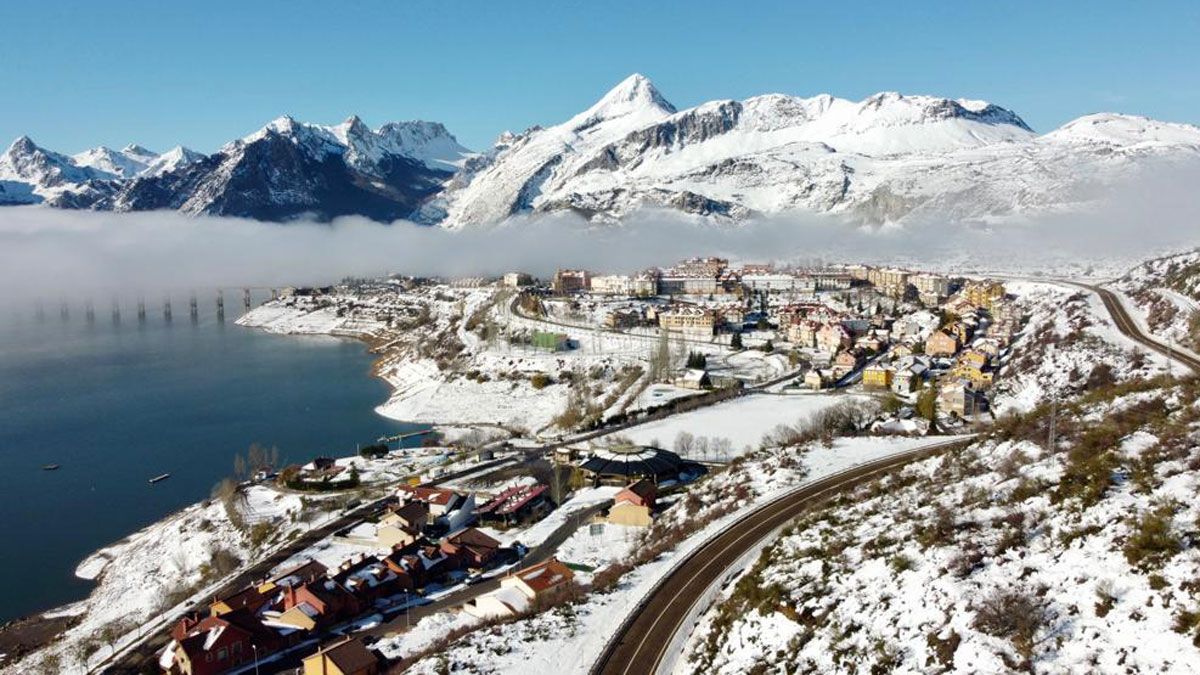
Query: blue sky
2,1,1197,154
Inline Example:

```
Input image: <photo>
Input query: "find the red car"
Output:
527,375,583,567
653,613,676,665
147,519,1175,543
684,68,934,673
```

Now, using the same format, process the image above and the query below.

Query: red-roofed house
164,608,282,675
607,479,657,527
475,483,551,527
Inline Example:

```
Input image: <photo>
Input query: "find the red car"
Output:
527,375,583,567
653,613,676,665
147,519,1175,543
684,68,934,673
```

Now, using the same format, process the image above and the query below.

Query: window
217,647,227,660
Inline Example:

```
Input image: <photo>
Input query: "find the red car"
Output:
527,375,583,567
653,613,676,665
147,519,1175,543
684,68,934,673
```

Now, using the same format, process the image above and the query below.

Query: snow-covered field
621,392,872,455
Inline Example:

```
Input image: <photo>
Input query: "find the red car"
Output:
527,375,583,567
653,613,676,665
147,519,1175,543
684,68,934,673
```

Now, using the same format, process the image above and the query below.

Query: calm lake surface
0,294,418,622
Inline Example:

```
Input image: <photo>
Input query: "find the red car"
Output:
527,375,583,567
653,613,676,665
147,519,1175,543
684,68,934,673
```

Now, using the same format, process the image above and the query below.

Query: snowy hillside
1110,249,1200,357
72,144,160,179
684,367,1200,673
436,74,1200,228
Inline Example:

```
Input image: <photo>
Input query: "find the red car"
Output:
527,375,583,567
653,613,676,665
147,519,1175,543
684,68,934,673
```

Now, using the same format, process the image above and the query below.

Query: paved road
1074,282,1200,374
590,437,972,675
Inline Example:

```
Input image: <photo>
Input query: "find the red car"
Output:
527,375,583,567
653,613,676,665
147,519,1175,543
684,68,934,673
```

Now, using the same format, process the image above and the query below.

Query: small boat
42,464,60,471
148,473,171,484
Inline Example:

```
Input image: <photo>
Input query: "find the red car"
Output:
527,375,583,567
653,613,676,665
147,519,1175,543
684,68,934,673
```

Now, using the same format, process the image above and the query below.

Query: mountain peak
8,135,38,153
572,73,676,129
122,143,155,157
337,115,370,137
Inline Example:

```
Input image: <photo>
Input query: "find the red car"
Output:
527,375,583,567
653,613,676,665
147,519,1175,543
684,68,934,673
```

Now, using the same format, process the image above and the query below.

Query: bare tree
673,431,695,458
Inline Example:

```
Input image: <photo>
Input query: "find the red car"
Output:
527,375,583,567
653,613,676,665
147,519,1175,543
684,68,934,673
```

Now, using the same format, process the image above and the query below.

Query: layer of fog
0,166,1197,308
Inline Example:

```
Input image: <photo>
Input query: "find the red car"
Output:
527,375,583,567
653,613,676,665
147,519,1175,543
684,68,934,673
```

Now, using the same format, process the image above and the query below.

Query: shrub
1124,505,1180,571
1094,580,1117,617
973,589,1049,666
358,443,389,459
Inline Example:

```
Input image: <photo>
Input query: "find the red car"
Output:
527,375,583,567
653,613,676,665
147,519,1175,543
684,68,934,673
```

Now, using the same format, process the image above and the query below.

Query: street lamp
251,643,259,675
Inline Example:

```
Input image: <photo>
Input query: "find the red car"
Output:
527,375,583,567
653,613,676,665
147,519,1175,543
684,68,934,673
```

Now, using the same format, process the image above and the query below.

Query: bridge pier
137,298,147,322
163,297,172,322
111,299,121,325
85,300,95,324
243,288,251,311
189,293,199,323
59,300,69,321
216,290,225,321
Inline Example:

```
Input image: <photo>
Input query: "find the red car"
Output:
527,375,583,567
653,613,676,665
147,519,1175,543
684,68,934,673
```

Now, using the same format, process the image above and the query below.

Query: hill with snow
435,74,1200,228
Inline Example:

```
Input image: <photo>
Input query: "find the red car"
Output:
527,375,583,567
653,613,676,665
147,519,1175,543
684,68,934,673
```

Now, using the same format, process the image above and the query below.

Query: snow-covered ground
621,392,873,456
1108,249,1200,364
683,378,1200,674
992,280,1166,412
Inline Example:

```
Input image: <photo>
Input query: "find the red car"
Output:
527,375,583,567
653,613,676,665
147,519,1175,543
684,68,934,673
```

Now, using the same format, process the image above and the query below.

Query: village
137,256,1029,675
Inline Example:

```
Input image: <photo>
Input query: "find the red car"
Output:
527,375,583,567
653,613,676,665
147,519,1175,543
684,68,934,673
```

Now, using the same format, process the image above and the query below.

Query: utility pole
1166,338,1174,382
1047,394,1057,452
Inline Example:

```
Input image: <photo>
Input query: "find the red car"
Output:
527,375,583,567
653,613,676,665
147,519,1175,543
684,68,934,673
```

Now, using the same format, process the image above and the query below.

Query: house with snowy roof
257,559,328,595
162,608,285,675
502,557,576,605
462,558,576,619
395,485,476,531
280,579,363,628
475,483,551,527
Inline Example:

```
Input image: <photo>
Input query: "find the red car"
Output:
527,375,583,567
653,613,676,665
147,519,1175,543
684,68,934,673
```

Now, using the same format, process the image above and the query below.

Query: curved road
591,437,972,675
1075,282,1200,373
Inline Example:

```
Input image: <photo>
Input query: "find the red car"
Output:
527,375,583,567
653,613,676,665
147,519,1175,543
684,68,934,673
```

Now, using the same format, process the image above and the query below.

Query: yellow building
302,637,379,675
658,307,716,337
862,365,894,389
950,363,994,389
607,480,656,527
963,281,1006,309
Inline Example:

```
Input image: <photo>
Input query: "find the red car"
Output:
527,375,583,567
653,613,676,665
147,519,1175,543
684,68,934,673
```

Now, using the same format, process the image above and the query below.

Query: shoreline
0,309,428,668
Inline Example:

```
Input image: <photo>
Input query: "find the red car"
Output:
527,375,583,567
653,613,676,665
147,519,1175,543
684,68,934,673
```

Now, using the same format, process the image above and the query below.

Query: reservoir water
0,294,419,622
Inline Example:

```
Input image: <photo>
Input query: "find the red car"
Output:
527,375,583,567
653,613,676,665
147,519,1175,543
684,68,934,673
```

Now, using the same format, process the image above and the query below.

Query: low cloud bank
1,165,1198,304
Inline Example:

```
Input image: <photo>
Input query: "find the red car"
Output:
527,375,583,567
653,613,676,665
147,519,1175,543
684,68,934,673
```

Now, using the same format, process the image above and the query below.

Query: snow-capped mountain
100,116,472,221
3,75,1199,225
72,144,160,179
435,74,1200,228
140,146,205,178
0,116,472,221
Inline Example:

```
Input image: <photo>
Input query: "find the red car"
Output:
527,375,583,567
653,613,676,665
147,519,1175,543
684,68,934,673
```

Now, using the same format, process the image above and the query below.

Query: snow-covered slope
435,75,1200,228
72,144,159,178
0,136,118,206
103,116,473,221
138,145,204,178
